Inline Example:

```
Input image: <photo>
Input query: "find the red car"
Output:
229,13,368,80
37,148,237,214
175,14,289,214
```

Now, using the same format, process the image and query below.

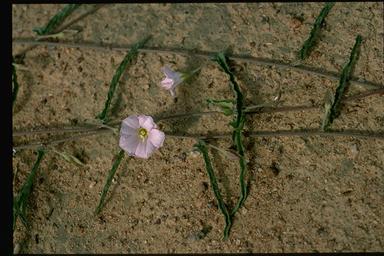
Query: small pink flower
160,66,184,97
119,115,165,159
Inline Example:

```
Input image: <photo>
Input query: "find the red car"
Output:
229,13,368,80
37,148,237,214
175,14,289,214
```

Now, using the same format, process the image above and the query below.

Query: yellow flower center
138,128,148,140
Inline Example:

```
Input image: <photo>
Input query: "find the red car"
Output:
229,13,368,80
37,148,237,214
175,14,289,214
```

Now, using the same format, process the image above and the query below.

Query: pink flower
119,115,165,159
160,66,184,97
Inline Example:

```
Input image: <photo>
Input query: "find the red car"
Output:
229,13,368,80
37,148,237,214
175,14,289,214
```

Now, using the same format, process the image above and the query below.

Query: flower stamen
138,127,148,140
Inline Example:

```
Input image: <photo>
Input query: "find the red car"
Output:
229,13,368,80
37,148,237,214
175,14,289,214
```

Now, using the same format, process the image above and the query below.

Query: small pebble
89,181,96,189
14,243,21,254
350,144,359,158
240,207,248,215
189,150,200,158
195,200,203,208
199,182,208,193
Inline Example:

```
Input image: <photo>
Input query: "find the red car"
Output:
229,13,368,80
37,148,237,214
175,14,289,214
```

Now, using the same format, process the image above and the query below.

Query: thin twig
12,39,383,89
51,4,106,34
12,87,383,138
343,87,384,101
14,5,105,58
154,111,221,122
13,129,384,151
13,129,112,150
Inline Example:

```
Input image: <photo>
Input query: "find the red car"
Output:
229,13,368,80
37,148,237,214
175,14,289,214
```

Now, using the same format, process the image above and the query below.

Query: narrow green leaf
95,149,125,215
13,149,45,230
207,98,234,116
36,29,80,41
205,142,240,161
53,150,84,166
322,35,363,130
213,52,248,217
96,36,152,123
299,2,335,60
33,4,81,35
195,140,232,240
12,60,20,109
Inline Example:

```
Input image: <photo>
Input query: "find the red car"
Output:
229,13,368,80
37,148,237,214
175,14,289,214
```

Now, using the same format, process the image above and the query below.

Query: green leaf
95,149,125,215
53,150,84,166
36,29,80,41
213,52,248,218
322,35,363,131
13,149,45,230
96,35,152,123
33,4,81,35
194,140,232,240
321,90,335,131
207,98,234,116
299,2,335,60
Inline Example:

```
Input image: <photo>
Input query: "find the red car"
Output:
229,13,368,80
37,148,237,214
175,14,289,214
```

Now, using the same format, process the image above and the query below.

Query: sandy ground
12,3,384,253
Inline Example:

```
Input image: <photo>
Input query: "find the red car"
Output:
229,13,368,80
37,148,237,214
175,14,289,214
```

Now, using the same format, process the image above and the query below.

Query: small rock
187,226,212,241
14,243,21,254
89,181,96,189
199,182,209,193
270,162,281,176
143,83,150,90
350,144,359,158
195,200,203,208
189,150,200,158
240,207,248,215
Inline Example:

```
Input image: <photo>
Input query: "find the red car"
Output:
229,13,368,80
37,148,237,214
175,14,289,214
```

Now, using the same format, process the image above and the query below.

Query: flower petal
161,66,183,84
161,66,175,78
122,115,140,129
138,115,155,131
119,134,140,155
145,139,156,157
148,129,165,148
135,140,150,159
120,124,137,136
160,78,174,90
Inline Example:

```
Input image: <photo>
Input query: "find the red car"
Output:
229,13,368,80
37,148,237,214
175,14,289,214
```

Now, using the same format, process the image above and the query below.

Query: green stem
213,53,248,217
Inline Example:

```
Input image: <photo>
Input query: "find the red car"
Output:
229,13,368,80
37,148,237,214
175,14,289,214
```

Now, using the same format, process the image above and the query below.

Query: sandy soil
12,3,383,253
